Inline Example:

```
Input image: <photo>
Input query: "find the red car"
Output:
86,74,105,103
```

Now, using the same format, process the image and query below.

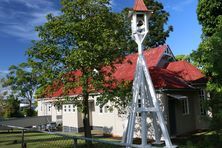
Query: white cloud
0,0,60,40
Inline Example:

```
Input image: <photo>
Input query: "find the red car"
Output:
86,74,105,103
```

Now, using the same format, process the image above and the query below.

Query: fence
0,124,166,148
0,124,163,148
0,116,164,148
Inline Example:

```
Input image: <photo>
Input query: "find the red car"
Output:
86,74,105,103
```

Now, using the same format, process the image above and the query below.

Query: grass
0,129,221,148
0,130,71,148
171,130,222,148
0,130,121,148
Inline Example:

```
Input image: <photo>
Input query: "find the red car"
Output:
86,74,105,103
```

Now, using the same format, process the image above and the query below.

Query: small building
37,45,209,137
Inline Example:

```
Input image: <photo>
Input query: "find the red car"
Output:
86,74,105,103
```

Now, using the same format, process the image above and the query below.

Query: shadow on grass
171,130,222,148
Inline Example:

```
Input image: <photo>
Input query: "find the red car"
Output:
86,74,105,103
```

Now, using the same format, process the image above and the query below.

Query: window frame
63,105,67,112
48,104,52,112
99,106,103,113
72,105,76,112
182,98,189,115
199,89,207,116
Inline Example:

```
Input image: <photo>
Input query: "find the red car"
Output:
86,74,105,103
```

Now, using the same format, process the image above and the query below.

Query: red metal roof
133,0,148,12
145,45,166,67
105,45,166,81
112,51,189,89
150,67,189,89
166,61,205,82
46,46,193,98
113,63,189,89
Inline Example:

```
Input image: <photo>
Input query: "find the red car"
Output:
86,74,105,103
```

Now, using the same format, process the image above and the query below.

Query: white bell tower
122,0,176,147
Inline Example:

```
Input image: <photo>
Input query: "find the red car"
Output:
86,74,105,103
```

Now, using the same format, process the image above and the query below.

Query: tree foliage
192,0,222,141
191,16,222,135
144,0,173,47
26,0,173,143
197,0,222,36
3,63,38,111
175,54,191,62
2,95,22,118
121,0,173,51
27,0,128,142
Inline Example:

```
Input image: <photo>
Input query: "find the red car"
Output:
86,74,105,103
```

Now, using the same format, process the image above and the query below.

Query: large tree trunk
82,71,92,147
83,93,92,147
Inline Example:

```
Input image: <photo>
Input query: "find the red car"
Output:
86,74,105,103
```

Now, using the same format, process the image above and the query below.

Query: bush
22,108,37,117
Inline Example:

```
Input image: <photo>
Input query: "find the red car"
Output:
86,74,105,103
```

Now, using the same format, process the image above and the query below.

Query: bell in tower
129,0,151,44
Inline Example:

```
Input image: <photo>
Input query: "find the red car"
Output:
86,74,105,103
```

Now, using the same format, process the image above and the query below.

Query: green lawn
0,130,121,148
171,130,222,148
0,130,71,148
0,130,220,148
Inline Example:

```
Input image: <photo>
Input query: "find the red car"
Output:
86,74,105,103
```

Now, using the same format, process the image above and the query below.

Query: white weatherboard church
37,44,210,137
37,0,210,144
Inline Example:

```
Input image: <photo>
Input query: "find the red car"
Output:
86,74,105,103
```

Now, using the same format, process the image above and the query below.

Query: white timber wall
62,104,78,128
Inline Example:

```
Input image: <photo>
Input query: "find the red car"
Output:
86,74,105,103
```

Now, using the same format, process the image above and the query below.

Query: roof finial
133,0,148,12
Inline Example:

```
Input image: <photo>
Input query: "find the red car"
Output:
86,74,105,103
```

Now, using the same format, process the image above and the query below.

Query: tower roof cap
133,0,148,12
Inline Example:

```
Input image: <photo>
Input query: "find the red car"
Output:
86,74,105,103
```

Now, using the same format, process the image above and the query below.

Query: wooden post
73,138,77,148
21,129,25,148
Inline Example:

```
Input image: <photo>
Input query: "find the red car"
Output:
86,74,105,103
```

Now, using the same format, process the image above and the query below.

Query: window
104,106,109,113
199,89,207,115
48,104,51,112
182,98,189,115
63,105,67,112
72,105,76,112
57,106,61,112
68,105,71,112
90,102,95,111
102,106,114,113
63,104,76,113
99,106,103,113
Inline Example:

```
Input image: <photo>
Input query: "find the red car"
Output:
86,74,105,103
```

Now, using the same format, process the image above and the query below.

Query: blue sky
0,0,201,73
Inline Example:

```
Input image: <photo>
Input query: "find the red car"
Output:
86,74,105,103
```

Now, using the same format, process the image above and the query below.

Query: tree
3,95,21,118
3,63,38,115
175,54,191,62
27,0,172,145
191,17,222,142
192,1,222,145
27,0,128,145
197,0,222,36
121,0,173,51
144,0,173,47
